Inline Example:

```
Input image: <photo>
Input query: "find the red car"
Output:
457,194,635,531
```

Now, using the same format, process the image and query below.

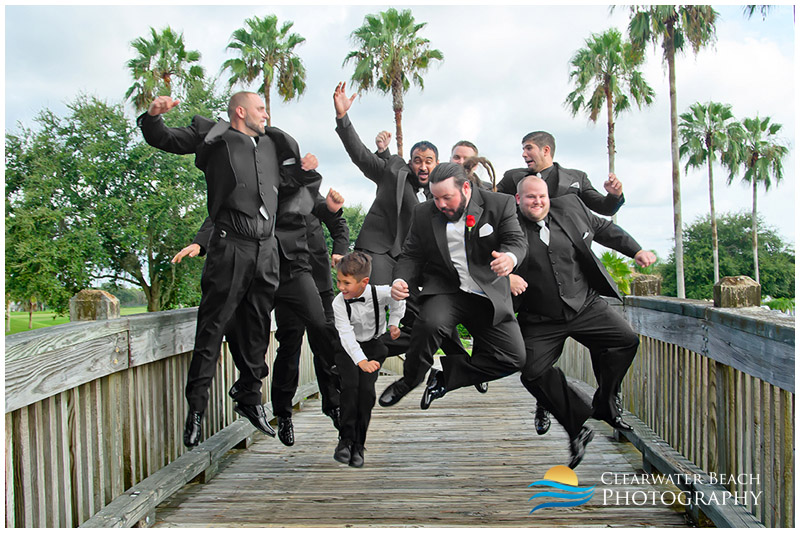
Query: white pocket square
282,158,296,166
479,223,494,237
582,231,590,239
570,182,581,189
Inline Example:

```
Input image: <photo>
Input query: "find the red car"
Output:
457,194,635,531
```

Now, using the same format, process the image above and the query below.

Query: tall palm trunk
707,157,719,283
752,179,760,284
391,79,404,158
264,75,272,127
605,87,618,225
666,23,685,298
605,87,616,175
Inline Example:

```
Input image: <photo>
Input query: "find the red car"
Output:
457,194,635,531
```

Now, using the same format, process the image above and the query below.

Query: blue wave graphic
529,490,594,501
529,495,594,513
527,480,595,514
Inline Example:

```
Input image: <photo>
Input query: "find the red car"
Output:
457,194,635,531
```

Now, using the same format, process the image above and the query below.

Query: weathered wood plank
5,331,129,413
80,420,257,527
127,309,197,368
149,375,690,528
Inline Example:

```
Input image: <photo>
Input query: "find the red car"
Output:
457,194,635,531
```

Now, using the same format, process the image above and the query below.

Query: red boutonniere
465,215,476,232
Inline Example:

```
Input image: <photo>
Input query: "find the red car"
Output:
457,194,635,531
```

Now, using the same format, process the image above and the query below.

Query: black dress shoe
325,407,341,430
333,438,352,464
277,416,294,446
568,426,594,469
606,415,632,431
474,382,488,394
379,379,411,407
420,369,447,410
534,405,551,435
349,443,365,468
234,403,276,437
183,410,203,448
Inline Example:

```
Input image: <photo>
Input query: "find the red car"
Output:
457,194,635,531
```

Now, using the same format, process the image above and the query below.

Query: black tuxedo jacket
335,113,422,255
393,187,527,326
497,163,624,216
139,113,321,222
518,194,642,302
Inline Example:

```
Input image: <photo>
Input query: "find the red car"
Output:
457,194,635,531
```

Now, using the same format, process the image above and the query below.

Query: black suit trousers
187,231,279,411
336,336,389,445
271,276,342,418
518,295,639,438
402,292,526,390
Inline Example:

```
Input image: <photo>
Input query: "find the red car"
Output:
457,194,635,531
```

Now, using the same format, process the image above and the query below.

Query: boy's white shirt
332,284,406,365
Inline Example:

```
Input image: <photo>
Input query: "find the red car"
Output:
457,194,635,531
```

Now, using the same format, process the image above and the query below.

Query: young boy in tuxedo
331,251,405,467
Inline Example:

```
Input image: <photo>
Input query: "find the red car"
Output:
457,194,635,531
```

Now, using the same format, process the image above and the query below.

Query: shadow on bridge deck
154,374,689,527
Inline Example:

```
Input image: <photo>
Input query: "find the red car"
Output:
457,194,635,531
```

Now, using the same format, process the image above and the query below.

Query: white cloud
4,4,795,260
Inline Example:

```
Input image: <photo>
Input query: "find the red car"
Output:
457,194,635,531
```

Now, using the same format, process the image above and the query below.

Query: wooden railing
558,296,794,528
4,309,317,528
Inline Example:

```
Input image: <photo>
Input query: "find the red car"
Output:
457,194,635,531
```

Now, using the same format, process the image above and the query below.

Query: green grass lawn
6,306,149,336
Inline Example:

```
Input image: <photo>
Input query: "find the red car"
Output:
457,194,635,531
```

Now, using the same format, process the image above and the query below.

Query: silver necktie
537,219,550,246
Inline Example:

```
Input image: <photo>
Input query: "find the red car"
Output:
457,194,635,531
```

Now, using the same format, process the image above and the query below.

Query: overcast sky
4,3,796,260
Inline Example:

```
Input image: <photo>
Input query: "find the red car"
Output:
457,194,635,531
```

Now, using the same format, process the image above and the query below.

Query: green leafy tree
600,250,634,295
724,116,789,285
6,87,226,313
124,26,205,112
5,123,104,323
625,5,718,299
678,101,743,284
221,14,307,126
658,212,794,300
565,28,655,175
344,8,443,157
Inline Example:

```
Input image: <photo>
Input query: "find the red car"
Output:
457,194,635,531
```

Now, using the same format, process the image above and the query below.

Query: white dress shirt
332,284,406,365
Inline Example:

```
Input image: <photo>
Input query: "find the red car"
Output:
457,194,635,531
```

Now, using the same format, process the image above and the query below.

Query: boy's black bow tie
345,297,365,304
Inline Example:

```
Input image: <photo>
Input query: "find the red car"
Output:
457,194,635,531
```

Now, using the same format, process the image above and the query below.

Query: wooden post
629,273,661,296
713,276,760,308
69,290,120,322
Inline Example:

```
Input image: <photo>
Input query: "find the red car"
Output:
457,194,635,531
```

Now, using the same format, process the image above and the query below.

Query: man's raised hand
333,82,356,119
148,96,180,116
604,173,623,197
326,188,345,212
375,130,392,153
301,153,318,171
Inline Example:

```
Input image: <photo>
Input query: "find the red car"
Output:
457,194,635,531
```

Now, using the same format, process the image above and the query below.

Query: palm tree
678,101,743,284
125,26,204,112
565,28,655,176
625,5,718,299
344,8,443,157
724,116,788,285
221,14,307,126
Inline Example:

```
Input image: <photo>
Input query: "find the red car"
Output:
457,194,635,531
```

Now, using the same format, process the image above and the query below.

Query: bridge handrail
558,295,794,528
4,307,319,527
623,296,794,392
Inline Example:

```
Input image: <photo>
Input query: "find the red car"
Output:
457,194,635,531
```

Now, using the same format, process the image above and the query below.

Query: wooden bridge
5,295,794,527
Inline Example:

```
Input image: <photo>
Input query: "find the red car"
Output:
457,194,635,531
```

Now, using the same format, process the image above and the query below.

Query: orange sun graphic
543,465,579,487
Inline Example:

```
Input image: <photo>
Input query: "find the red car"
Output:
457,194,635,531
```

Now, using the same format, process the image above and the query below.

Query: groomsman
497,130,627,434
497,131,624,216
511,175,655,468
379,163,528,408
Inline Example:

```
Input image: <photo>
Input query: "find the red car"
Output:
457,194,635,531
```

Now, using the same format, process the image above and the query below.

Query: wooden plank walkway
154,373,689,527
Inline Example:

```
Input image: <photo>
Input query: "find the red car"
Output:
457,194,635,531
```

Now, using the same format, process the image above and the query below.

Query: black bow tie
345,297,365,304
